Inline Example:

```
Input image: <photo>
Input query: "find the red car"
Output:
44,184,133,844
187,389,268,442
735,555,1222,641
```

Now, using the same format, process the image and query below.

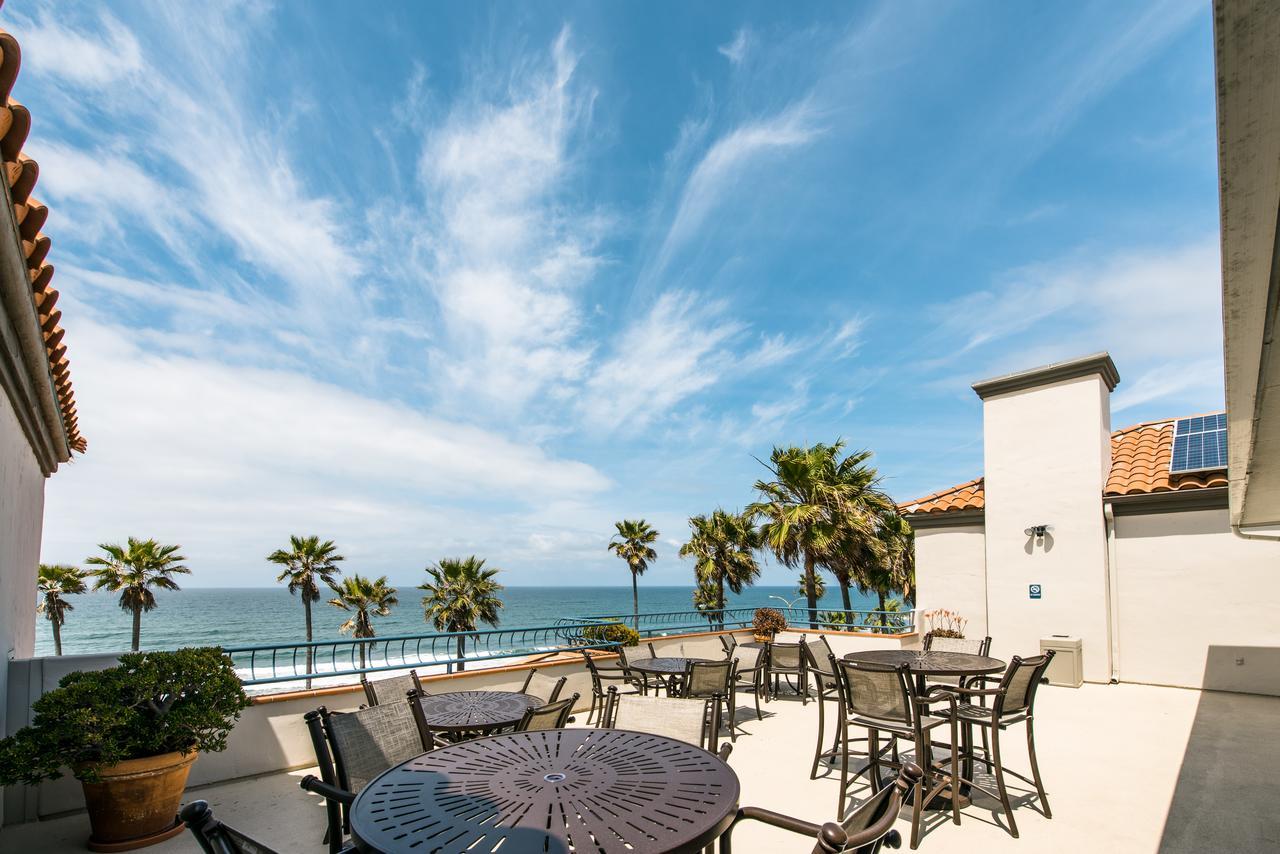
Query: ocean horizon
34,585,892,658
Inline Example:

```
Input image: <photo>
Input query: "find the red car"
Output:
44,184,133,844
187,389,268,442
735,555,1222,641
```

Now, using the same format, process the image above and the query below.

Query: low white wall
4,627,919,822
911,523,989,639
1113,507,1280,694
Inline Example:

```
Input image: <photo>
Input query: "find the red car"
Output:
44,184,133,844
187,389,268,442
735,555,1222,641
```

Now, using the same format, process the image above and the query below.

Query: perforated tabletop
412,690,542,732
841,649,1005,677
626,656,714,675
350,728,739,853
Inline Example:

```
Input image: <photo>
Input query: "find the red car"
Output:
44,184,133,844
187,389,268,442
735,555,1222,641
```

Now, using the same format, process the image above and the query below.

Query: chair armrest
947,685,1004,698
733,806,823,839
300,774,356,806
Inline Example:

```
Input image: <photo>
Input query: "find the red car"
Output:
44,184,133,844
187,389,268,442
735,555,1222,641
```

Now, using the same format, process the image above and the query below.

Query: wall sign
1029,584,1042,600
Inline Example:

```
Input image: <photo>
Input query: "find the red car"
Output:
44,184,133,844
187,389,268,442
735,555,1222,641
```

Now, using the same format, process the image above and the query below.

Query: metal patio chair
942,650,1055,839
720,763,922,854
600,685,731,760
304,701,428,853
804,635,846,778
767,636,807,702
181,800,305,854
731,643,767,722
518,668,567,703
833,657,960,849
515,693,579,731
581,649,640,724
720,634,738,656
359,669,423,707
681,657,738,740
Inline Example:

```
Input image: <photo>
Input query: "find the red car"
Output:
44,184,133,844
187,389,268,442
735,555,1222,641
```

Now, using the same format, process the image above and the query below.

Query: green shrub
582,622,640,648
0,647,250,785
752,607,787,636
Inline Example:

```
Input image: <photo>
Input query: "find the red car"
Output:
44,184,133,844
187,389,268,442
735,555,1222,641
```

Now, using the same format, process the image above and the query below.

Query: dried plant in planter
922,608,967,639
752,607,787,641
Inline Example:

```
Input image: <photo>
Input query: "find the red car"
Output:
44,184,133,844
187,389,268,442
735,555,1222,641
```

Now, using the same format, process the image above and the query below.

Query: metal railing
224,620,620,687
578,606,916,637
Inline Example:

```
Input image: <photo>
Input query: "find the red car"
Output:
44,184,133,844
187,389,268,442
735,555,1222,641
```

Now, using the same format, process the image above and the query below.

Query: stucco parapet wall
971,351,1120,399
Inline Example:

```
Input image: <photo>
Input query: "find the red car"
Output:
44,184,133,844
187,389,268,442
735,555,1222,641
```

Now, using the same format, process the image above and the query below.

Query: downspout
1102,502,1120,684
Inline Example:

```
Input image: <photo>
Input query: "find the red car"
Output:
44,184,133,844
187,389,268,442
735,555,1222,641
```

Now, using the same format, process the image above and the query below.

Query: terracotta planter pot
753,632,773,644
79,751,195,852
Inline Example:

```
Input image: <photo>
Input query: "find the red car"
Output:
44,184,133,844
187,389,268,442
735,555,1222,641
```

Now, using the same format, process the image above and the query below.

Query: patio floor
6,682,1277,853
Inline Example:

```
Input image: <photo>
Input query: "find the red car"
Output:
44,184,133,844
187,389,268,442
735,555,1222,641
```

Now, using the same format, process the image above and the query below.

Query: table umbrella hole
543,773,567,783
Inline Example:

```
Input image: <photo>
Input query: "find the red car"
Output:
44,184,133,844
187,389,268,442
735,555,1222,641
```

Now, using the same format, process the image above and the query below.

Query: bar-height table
626,656,714,695
349,728,740,854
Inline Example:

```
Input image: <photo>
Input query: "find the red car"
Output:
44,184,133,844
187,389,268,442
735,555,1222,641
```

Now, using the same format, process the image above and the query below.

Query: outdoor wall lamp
1024,524,1052,538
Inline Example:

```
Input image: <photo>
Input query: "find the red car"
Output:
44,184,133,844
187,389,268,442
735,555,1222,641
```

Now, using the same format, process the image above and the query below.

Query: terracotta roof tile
900,415,1227,515
0,14,83,454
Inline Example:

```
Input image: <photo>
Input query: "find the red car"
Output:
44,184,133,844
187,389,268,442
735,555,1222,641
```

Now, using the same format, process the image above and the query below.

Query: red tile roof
0,14,83,453
901,415,1227,516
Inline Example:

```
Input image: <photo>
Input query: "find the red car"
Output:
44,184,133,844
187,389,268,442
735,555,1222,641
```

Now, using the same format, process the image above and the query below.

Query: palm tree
267,535,345,687
859,513,915,631
328,574,397,670
608,520,659,631
420,557,504,672
37,563,87,656
680,510,760,630
86,538,190,651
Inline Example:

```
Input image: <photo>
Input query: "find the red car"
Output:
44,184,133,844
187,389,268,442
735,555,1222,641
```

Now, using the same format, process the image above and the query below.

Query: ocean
34,585,887,657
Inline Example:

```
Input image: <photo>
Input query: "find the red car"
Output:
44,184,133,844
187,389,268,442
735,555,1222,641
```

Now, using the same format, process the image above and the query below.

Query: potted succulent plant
752,607,787,643
0,647,250,851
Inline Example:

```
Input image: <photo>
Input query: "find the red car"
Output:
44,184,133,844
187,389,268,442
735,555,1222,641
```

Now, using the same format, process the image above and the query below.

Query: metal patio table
412,690,542,735
627,656,715,695
349,728,740,854
842,649,1006,807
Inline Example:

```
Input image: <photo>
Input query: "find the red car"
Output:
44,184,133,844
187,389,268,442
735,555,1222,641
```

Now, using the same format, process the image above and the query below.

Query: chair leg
837,718,850,820
991,727,1019,839
1026,718,1051,818
867,729,882,794
949,720,961,826
753,674,763,720
811,693,826,779
586,691,598,725
728,696,737,742
909,773,924,850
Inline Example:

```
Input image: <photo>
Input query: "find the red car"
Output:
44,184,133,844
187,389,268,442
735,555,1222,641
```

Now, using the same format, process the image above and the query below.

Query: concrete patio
8,680,1277,853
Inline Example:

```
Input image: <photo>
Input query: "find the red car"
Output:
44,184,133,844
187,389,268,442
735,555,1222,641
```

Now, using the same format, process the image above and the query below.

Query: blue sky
26,1,1222,588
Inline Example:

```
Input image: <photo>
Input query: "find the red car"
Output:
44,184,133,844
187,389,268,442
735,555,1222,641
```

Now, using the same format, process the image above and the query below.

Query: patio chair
922,631,994,753
833,657,960,849
600,685,731,760
767,636,807,702
304,701,427,854
681,657,737,740
617,644,661,696
719,763,923,854
518,668,567,703
581,650,640,724
515,693,580,731
942,651,1055,839
803,636,844,778
731,643,767,722
182,800,315,854
359,669,423,707
720,634,738,656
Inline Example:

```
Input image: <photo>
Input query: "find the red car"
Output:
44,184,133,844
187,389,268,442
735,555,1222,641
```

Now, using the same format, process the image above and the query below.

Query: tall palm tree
749,442,862,628
328,574,397,670
420,557,504,672
37,563,87,656
608,520,659,631
86,538,190,651
680,509,760,629
267,535,345,686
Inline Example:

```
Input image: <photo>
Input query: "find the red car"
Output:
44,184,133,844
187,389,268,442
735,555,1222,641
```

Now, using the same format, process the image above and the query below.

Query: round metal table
626,656,714,675
412,690,542,733
842,649,1005,808
350,728,740,854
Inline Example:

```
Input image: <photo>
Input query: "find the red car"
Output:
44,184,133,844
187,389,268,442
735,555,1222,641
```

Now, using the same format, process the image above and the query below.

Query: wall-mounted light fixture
1024,524,1052,538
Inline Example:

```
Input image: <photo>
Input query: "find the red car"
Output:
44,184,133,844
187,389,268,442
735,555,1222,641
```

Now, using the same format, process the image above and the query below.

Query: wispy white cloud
718,29,751,65
581,291,743,432
17,12,143,87
655,102,822,273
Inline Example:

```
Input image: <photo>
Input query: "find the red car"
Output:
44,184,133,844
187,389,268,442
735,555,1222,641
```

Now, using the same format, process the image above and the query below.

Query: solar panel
1170,413,1227,473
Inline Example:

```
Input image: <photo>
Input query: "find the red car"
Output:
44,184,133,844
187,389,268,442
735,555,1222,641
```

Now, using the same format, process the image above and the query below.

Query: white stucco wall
0,392,43,724
982,375,1113,682
911,523,989,639
1113,506,1280,694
